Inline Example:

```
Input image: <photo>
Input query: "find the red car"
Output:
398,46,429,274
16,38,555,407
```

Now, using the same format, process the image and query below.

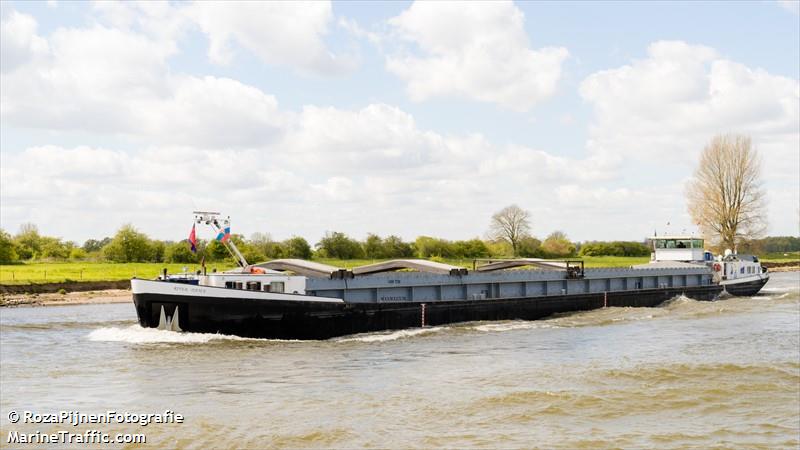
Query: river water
1,272,798,449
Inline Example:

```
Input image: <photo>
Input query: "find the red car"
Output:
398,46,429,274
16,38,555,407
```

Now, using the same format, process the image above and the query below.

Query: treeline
0,223,591,264
738,236,800,254
3,222,794,265
0,224,313,265
578,241,651,257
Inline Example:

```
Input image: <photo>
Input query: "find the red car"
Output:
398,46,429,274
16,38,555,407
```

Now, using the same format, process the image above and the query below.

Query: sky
1,0,798,245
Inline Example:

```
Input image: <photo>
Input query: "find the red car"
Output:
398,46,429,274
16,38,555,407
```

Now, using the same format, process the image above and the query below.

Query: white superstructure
648,235,768,294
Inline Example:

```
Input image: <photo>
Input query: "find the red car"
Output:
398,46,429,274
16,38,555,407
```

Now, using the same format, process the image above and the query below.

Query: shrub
579,241,650,257
69,248,88,260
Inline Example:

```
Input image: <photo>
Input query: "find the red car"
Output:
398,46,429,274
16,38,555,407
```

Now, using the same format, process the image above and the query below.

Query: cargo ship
131,213,767,340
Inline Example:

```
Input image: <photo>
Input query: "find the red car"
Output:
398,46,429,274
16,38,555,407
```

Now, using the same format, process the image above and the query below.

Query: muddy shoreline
0,289,131,307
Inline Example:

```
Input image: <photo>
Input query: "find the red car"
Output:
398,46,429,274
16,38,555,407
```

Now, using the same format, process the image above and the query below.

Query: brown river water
1,272,798,449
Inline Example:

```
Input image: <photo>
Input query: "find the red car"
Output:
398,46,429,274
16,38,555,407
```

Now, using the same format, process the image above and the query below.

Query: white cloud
0,11,49,73
0,100,613,242
580,41,798,161
385,0,568,111
188,1,355,75
580,40,800,236
0,11,286,148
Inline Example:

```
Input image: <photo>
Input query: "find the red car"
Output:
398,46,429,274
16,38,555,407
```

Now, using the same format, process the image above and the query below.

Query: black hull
723,277,769,297
133,285,722,340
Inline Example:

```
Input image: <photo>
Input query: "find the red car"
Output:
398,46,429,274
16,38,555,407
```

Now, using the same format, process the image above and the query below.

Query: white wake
87,325,258,344
335,326,444,343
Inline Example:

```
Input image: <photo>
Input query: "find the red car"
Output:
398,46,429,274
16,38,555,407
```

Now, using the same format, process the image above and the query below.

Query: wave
2,318,135,331
335,326,444,343
470,321,554,333
87,325,263,344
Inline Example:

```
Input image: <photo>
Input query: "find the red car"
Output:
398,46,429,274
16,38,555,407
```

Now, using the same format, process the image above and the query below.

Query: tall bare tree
687,134,767,251
488,204,531,256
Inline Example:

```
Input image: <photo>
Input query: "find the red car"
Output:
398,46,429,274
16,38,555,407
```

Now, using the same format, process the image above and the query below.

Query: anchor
157,305,182,332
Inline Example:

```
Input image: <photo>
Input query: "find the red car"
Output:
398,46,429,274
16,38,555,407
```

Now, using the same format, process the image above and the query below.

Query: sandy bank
767,266,800,272
0,289,131,307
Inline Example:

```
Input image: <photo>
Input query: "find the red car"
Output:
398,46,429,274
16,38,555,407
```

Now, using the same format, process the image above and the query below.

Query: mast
193,211,249,268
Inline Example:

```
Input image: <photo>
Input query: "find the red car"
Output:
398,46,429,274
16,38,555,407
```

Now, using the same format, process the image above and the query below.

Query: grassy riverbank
2,253,796,285
0,262,234,285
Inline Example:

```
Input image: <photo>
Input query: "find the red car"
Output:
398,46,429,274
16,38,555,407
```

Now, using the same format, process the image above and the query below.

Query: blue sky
1,0,798,245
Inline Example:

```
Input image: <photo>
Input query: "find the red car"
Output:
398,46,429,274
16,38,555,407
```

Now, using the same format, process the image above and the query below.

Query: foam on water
87,325,261,344
471,321,555,333
335,326,444,343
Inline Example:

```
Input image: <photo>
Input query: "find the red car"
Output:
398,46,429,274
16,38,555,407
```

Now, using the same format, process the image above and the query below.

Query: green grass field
758,251,800,263
1,253,795,285
0,262,236,285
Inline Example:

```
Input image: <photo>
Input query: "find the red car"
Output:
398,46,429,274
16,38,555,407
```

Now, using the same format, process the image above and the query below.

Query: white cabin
650,236,712,263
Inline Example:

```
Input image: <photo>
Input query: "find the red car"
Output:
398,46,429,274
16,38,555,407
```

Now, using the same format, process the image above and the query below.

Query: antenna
192,211,249,268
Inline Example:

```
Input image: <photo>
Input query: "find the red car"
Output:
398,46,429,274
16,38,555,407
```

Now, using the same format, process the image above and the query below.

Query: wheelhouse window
655,239,702,249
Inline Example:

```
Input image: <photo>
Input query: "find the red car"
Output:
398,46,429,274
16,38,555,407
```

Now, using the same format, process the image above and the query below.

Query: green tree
39,237,72,260
250,233,286,259
206,239,231,262
364,234,385,259
102,224,153,262
283,236,312,259
414,236,455,258
382,235,414,258
164,241,198,263
453,239,490,258
485,239,513,257
316,232,364,259
516,236,543,257
240,245,266,264
14,223,42,260
541,231,576,258
69,247,88,260
83,237,111,253
0,229,18,263
149,240,166,262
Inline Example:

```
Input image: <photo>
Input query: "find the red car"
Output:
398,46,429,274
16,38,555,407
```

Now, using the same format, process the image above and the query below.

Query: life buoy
249,266,267,274
713,263,722,272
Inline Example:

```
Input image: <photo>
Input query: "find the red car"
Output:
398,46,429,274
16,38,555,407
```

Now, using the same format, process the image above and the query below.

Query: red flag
188,224,197,253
